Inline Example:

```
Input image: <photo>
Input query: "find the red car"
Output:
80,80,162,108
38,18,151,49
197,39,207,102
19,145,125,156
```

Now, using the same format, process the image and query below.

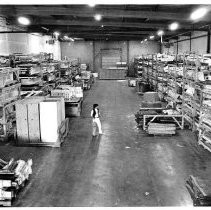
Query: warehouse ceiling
0,4,211,41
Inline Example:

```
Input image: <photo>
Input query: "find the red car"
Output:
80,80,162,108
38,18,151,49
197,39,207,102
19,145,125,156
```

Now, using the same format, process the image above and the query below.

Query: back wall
61,40,160,72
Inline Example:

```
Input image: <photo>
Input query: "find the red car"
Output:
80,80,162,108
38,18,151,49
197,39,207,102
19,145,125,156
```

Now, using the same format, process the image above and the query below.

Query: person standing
91,104,103,135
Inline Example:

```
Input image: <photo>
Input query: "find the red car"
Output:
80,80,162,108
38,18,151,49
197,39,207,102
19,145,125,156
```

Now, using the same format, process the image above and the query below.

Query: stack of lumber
0,158,32,206
141,92,162,108
147,123,176,135
143,92,160,102
186,175,211,206
51,85,83,101
135,110,158,127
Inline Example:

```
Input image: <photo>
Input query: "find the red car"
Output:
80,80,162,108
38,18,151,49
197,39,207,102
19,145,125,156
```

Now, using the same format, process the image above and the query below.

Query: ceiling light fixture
157,30,164,36
190,7,208,20
101,25,104,28
54,31,60,37
88,3,96,7
149,35,155,40
94,14,102,21
144,39,147,42
141,41,144,43
69,37,75,42
169,22,179,31
17,16,30,25
64,35,68,39
41,26,49,31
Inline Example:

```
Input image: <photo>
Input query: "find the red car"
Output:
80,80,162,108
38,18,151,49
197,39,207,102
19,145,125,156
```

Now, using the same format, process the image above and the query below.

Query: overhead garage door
99,48,126,80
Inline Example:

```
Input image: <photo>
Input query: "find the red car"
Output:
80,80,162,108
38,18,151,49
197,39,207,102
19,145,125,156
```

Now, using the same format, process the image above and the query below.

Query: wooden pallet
0,199,12,207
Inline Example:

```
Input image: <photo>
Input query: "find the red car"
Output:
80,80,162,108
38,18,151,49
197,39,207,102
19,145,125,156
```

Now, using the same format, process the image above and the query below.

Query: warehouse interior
0,2,211,207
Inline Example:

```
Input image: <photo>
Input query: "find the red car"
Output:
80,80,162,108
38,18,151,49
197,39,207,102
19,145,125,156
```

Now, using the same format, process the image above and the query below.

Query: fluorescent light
74,38,84,40
157,30,164,36
94,14,102,21
54,31,60,36
18,16,30,25
88,3,95,7
64,35,68,39
41,26,49,31
144,39,147,42
169,22,179,31
190,7,208,20
141,41,144,43
69,37,75,42
149,35,155,40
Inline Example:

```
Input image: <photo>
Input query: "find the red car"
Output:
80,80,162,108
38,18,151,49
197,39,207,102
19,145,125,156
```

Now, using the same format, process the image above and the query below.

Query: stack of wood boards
143,92,160,102
0,158,32,206
128,79,136,87
147,123,176,135
186,175,211,206
135,110,158,127
51,85,83,101
15,96,67,147
141,92,162,108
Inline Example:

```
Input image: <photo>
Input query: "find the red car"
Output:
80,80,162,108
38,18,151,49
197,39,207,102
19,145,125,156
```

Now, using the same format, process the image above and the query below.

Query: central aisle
5,80,211,207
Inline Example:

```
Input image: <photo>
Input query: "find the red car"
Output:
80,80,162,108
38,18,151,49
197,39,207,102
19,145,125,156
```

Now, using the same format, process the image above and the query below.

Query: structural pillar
207,27,210,53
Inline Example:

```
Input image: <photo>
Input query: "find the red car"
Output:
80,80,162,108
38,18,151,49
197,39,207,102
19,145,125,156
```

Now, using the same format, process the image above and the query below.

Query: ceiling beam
0,6,199,21
34,19,193,29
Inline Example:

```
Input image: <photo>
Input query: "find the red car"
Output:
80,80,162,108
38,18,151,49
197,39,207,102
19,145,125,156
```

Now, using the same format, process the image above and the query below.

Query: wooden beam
0,6,196,21
69,34,146,38
36,19,191,29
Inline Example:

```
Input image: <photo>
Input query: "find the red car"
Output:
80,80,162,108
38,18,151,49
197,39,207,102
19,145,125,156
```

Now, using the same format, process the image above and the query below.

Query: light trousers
93,118,102,134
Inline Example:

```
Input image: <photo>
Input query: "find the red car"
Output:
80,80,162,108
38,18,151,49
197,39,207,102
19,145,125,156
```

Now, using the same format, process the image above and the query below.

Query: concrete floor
1,80,211,206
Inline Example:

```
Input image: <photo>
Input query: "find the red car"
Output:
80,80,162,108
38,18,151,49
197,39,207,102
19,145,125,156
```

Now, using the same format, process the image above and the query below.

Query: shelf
201,134,211,145
201,123,211,132
199,140,211,153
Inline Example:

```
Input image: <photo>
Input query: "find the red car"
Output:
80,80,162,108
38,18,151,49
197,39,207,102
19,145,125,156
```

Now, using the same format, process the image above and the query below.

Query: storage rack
0,67,21,139
134,56,144,78
182,53,201,131
140,52,211,153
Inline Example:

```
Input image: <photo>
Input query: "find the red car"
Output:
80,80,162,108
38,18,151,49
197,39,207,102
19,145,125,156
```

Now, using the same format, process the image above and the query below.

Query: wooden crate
0,101,17,140
0,83,21,105
65,98,82,117
51,86,83,100
15,97,65,146
0,67,19,88
16,97,46,143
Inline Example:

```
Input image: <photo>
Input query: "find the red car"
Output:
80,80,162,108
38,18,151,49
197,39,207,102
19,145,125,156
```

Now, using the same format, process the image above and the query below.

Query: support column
207,27,210,53
93,41,95,72
176,37,179,54
159,41,162,53
127,40,129,64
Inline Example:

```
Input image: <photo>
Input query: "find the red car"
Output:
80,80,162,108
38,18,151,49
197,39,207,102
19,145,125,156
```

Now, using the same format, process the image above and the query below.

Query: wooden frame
0,101,17,139
143,114,184,131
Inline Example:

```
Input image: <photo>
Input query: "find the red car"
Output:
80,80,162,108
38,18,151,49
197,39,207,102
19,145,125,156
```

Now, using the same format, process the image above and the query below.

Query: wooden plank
16,103,29,143
40,101,59,143
28,103,41,143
